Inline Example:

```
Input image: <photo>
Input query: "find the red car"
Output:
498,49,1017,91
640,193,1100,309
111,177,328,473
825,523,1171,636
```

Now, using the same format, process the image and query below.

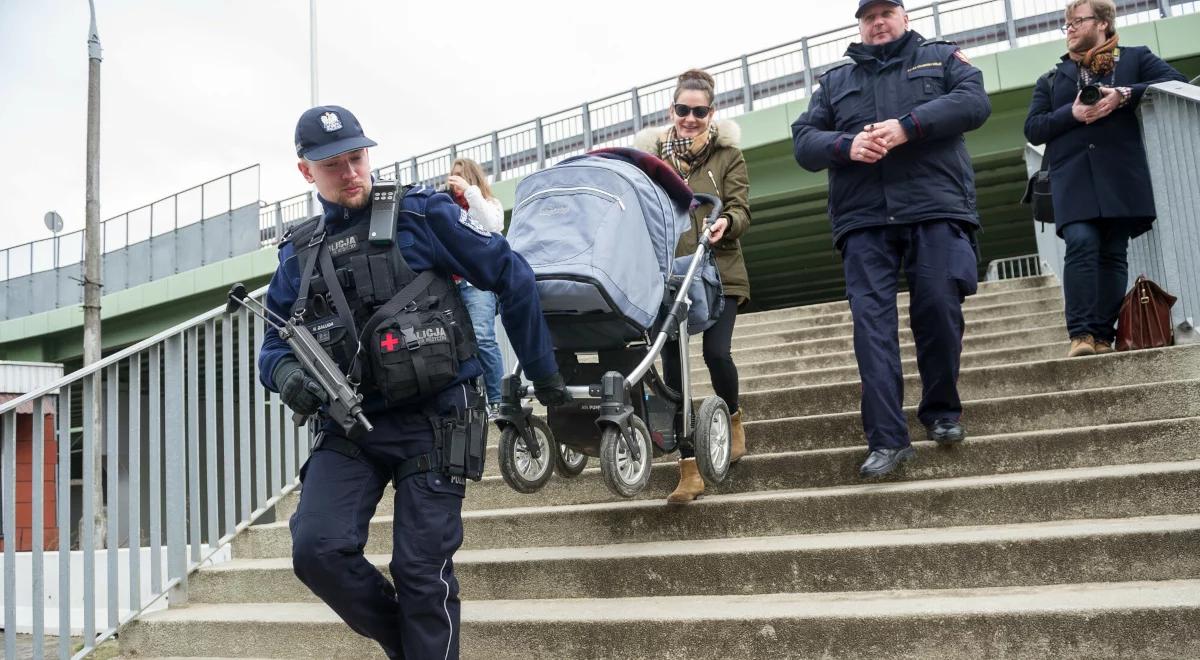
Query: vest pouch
370,308,461,405
304,315,355,371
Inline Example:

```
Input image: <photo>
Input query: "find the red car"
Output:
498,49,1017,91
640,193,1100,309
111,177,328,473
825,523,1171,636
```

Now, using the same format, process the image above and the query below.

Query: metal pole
1003,0,1018,48
85,0,108,549
1157,0,1171,17
581,103,593,152
630,88,643,132
535,118,546,170
802,38,814,96
932,2,943,39
740,56,754,112
309,0,319,106
490,131,501,181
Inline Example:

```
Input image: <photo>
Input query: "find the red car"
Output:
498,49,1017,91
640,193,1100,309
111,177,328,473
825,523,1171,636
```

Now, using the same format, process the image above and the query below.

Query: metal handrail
0,164,260,282
3,282,308,659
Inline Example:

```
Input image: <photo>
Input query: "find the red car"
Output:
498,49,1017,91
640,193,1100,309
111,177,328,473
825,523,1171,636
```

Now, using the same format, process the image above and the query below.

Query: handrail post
631,87,643,132
932,1,943,39
1003,0,1019,48
410,157,419,186
802,37,814,96
449,144,458,162
491,131,502,181
581,102,593,152
1158,0,1171,17
274,201,283,243
741,55,754,112
535,117,547,170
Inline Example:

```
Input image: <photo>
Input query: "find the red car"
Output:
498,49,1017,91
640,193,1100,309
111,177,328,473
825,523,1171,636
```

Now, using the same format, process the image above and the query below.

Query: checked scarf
660,124,716,179
1081,32,1120,78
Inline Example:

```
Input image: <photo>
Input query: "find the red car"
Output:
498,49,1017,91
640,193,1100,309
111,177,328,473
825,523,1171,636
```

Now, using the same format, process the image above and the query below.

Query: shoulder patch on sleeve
953,49,972,65
458,208,492,237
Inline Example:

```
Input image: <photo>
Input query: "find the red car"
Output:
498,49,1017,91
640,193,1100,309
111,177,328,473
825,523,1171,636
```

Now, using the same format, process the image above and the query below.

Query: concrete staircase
121,275,1200,659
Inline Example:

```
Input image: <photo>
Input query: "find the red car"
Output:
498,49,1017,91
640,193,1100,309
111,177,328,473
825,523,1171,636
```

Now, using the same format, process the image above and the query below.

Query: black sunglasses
673,103,712,119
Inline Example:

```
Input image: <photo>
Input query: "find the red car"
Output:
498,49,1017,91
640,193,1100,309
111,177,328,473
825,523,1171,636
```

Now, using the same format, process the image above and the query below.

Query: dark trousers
1061,220,1131,344
662,295,740,458
841,221,978,451
289,388,469,660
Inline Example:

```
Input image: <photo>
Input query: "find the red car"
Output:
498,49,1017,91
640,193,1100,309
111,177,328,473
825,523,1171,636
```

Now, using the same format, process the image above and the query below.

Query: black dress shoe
927,419,966,445
859,446,916,478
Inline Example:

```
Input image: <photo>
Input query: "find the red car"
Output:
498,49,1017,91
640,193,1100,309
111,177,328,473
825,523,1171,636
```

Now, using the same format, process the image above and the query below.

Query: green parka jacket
635,118,751,304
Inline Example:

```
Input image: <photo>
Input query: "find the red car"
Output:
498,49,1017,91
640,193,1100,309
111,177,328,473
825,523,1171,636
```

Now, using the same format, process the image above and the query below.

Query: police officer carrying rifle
791,0,991,478
258,105,569,659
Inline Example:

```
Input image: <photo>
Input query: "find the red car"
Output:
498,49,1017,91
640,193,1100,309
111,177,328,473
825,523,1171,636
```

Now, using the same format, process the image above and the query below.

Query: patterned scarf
1081,32,1120,77
660,125,716,178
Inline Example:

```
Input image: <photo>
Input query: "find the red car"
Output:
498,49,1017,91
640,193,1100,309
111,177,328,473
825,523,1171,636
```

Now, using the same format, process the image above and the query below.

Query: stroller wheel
599,415,653,498
498,416,556,494
555,444,589,478
693,396,732,485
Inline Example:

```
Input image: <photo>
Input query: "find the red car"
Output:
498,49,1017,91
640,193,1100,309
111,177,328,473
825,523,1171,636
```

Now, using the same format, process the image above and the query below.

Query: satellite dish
44,211,64,234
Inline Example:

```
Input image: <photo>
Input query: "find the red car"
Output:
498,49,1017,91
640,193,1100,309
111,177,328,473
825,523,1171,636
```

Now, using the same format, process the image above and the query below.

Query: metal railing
1131,80,1200,343
351,0,1191,191
1,284,308,659
252,0,1200,240
0,166,260,283
986,254,1044,280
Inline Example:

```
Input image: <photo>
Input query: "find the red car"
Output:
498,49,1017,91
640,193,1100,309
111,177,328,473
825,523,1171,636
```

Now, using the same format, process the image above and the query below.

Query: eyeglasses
1060,15,1098,33
673,103,712,119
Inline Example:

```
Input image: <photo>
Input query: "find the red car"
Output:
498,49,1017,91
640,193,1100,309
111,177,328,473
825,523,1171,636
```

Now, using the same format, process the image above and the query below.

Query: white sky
0,0,850,251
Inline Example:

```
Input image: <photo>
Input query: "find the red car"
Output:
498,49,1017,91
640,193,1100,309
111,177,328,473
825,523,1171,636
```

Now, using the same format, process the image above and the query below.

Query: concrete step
718,323,1066,364
454,416,1200,511
233,460,1200,558
122,579,1200,659
747,378,1200,454
192,514,1200,604
734,344,1200,419
694,341,1065,391
270,380,1200,520
737,275,1056,325
728,291,1063,338
692,310,1064,355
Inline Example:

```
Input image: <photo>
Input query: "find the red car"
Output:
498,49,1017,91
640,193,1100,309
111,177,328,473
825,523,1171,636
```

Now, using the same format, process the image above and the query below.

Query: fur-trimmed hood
632,118,742,154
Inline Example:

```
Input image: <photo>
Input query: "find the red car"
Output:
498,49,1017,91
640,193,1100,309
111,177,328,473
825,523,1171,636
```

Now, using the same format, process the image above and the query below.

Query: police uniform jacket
1023,45,1185,237
791,31,991,247
258,187,558,409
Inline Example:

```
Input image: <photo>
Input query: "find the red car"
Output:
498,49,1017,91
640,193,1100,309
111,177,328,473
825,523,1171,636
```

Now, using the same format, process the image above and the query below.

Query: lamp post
85,0,107,547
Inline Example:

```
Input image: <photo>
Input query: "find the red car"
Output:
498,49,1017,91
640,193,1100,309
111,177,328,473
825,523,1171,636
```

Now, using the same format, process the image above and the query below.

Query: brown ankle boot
667,458,704,503
1068,334,1095,358
729,411,746,463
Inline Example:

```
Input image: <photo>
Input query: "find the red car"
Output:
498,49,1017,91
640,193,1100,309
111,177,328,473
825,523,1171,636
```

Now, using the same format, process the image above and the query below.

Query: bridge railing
1,284,309,659
0,166,260,283
357,0,1191,190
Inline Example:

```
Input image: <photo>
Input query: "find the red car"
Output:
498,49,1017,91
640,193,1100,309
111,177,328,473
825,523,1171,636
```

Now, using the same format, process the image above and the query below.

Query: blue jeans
1061,220,1131,344
459,281,504,404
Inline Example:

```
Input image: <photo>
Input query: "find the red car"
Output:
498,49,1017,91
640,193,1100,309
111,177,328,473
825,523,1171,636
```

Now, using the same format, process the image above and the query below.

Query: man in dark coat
1024,0,1185,357
791,0,991,478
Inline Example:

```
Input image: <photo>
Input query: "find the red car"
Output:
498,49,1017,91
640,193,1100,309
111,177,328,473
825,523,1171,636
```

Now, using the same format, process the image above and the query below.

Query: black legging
661,295,740,458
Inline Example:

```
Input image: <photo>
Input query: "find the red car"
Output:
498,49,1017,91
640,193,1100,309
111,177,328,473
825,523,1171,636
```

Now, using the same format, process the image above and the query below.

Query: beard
337,182,372,210
1069,31,1100,54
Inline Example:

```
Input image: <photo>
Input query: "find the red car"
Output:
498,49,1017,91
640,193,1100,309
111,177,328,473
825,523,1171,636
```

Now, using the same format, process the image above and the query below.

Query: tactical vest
285,211,478,406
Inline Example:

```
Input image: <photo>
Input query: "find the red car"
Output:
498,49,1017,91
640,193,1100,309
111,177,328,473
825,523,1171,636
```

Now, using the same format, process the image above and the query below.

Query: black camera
1079,83,1103,106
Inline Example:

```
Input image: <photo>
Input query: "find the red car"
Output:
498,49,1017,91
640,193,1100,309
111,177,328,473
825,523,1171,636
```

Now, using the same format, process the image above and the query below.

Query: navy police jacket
1023,46,1185,236
258,186,557,409
791,31,991,246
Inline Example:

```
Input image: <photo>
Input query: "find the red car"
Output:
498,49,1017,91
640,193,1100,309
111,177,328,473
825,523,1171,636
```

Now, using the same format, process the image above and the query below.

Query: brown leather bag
1116,275,1177,351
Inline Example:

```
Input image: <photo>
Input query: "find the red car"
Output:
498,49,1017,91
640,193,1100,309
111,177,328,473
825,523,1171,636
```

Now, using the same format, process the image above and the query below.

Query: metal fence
986,254,1043,280
1131,80,1200,343
0,166,260,283
354,0,1192,191
1,284,308,659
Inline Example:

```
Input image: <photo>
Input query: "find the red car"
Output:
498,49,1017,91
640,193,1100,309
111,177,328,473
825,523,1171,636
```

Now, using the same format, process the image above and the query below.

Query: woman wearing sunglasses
635,68,752,503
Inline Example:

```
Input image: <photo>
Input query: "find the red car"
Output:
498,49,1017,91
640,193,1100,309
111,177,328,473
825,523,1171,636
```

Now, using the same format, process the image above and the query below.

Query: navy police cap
294,105,377,161
856,0,904,18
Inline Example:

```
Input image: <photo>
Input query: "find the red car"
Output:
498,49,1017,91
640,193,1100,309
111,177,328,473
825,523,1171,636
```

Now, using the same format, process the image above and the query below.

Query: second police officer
258,105,569,659
792,0,991,478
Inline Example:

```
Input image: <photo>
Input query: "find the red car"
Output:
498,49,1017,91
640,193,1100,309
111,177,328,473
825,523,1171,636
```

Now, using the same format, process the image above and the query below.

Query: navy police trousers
289,388,469,660
840,220,979,451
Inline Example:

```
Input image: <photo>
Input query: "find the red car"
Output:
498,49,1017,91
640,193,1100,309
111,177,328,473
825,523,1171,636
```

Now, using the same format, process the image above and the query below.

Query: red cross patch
380,333,400,352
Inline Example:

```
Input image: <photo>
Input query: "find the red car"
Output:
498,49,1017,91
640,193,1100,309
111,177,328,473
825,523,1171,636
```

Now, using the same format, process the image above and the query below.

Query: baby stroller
495,150,733,498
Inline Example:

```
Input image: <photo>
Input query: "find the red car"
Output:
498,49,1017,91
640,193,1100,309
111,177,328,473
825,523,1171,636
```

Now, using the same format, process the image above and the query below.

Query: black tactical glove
532,371,572,407
273,357,328,416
